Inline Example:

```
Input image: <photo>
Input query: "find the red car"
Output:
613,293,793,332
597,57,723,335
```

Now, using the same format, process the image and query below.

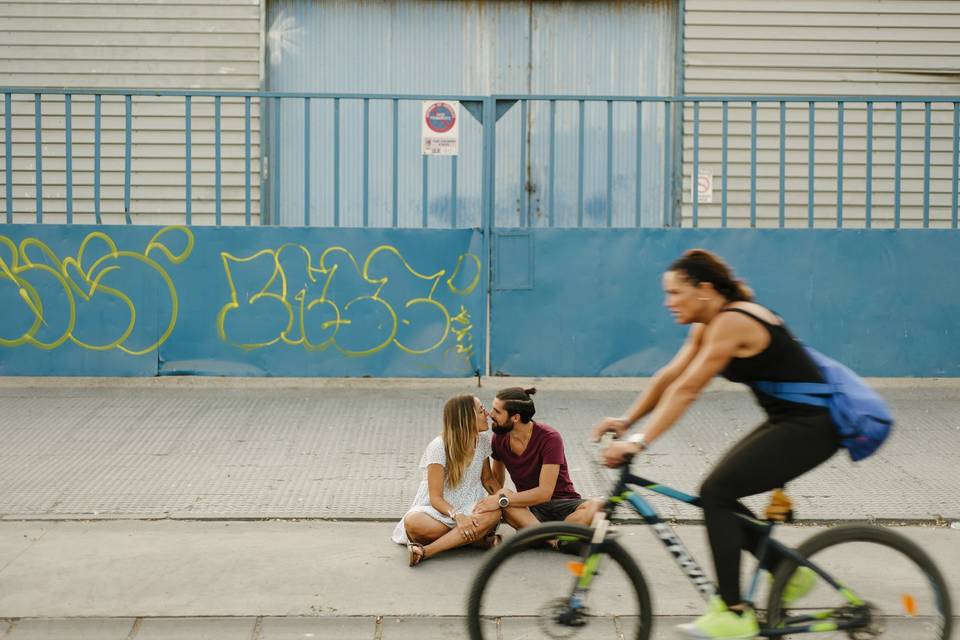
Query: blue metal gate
3,89,960,376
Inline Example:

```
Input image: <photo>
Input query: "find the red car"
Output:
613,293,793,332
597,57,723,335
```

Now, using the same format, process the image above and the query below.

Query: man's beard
492,421,514,436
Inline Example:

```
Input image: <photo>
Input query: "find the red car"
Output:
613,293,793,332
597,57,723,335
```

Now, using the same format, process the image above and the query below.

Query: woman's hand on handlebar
601,440,642,468
591,416,630,442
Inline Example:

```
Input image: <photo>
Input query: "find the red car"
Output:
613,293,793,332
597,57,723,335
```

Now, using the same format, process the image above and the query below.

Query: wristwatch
627,432,648,451
497,493,510,508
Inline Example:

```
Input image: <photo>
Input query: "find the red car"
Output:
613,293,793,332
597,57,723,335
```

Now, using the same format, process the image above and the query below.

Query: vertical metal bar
606,100,613,227
64,94,73,224
635,100,643,227
422,154,429,227
519,99,527,226
392,98,399,227
185,95,192,225
778,100,785,228
333,97,339,226
272,96,281,226
480,96,497,376
750,100,757,227
549,99,556,227
124,94,132,224
94,94,102,224
214,95,222,226
836,101,844,228
4,93,11,223
451,154,458,228
577,99,585,227
244,96,251,226
662,101,672,227
865,102,874,228
953,102,959,229
303,96,310,226
692,101,700,227
923,101,932,228
33,93,42,223
808,101,815,228
721,100,728,227
895,101,902,228
362,97,369,227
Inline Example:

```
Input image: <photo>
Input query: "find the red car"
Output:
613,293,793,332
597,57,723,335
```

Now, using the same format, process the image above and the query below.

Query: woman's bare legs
404,509,502,562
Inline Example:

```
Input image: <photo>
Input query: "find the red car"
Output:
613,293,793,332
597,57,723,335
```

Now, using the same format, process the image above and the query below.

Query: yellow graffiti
0,227,194,353
217,244,480,358
450,305,475,358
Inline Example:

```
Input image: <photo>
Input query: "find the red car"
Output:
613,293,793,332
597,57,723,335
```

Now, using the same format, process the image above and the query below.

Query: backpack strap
750,381,833,408
752,381,835,395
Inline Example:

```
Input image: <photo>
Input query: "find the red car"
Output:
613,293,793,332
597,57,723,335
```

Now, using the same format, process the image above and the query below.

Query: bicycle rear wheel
766,525,952,639
466,522,653,640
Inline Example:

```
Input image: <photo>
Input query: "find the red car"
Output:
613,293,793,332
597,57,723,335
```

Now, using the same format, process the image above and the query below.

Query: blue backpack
750,347,894,461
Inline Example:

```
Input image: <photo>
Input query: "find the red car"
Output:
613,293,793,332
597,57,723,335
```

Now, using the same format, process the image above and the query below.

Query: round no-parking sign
422,100,460,155
425,102,457,134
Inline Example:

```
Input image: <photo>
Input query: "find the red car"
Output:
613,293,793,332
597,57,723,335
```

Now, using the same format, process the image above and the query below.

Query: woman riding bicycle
594,248,839,640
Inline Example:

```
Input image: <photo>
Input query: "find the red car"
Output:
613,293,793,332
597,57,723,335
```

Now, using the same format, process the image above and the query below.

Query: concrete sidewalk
0,377,958,639
0,377,957,523
0,520,957,638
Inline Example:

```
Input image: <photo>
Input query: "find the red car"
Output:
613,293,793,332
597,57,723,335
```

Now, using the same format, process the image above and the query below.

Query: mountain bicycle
466,453,952,639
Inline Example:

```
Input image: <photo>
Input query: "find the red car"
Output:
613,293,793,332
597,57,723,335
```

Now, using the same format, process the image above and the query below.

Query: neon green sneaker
781,566,817,605
675,604,759,639
706,595,727,614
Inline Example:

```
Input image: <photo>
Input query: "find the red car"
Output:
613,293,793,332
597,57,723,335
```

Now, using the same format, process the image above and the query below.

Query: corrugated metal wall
0,0,263,225
266,0,677,228
682,0,960,228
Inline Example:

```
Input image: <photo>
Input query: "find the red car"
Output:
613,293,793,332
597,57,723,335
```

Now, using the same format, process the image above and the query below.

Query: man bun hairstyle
495,386,537,423
668,249,754,302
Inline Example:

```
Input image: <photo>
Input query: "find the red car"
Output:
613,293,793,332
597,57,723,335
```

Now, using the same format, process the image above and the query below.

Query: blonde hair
442,394,478,489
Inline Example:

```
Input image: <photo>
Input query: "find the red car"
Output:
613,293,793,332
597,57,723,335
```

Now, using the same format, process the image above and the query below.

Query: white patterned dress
391,430,493,545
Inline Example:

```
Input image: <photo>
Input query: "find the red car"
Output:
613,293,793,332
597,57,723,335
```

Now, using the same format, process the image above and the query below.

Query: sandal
407,542,426,567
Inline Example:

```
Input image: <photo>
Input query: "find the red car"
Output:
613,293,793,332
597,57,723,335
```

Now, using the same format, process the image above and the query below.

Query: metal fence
2,89,959,229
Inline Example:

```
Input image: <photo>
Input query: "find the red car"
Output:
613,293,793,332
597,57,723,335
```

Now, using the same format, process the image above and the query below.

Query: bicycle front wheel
767,525,953,639
466,523,653,640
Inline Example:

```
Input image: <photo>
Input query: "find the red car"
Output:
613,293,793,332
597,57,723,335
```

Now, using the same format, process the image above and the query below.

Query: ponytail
668,249,754,302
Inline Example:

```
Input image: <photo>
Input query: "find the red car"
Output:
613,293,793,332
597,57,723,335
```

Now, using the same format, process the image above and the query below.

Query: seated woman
392,394,503,566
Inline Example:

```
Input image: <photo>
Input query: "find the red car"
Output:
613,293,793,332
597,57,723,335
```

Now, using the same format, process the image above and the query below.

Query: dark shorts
529,498,586,523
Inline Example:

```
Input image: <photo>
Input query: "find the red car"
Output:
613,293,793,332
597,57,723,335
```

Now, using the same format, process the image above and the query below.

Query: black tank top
719,307,829,420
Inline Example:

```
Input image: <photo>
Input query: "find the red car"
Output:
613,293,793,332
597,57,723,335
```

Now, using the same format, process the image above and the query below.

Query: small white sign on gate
693,170,713,203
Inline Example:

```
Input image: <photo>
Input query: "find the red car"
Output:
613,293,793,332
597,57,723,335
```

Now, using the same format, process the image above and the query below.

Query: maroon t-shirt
491,422,581,500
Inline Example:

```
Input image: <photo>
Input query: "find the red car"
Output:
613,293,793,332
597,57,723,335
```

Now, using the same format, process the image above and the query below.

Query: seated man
475,386,599,530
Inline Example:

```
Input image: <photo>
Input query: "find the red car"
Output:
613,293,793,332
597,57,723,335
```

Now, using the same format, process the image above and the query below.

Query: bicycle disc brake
841,604,885,640
536,597,589,639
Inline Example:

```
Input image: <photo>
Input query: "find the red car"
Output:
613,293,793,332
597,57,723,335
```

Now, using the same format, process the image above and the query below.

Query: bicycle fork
555,512,614,626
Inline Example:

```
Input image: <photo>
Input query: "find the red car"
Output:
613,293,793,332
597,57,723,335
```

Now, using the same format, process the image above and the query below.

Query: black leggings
700,413,839,606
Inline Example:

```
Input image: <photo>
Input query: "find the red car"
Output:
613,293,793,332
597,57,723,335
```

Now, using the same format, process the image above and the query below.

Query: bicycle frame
574,463,871,637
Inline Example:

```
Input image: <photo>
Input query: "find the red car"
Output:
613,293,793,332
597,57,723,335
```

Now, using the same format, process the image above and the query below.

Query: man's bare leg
502,505,540,531
563,498,604,526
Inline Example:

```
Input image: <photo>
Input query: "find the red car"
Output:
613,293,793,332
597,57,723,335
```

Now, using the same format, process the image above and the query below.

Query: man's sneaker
781,566,817,605
675,605,759,639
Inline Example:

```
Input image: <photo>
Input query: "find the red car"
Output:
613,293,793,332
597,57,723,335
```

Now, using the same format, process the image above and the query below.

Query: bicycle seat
764,488,795,523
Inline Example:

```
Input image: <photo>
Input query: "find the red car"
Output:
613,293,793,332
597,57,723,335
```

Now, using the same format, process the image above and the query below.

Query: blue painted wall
3,225,958,377
0,225,484,376
491,229,960,377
